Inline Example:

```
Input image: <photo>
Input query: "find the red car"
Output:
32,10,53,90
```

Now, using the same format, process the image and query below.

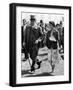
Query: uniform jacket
24,25,42,49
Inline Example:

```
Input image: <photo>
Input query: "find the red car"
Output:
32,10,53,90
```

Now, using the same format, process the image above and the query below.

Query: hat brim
49,22,55,27
30,19,35,21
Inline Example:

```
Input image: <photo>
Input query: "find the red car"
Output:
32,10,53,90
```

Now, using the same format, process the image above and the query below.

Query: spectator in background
56,22,64,53
39,20,46,47
21,19,26,50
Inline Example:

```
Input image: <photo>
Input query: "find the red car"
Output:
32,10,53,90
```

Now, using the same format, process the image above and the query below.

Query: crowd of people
21,15,64,73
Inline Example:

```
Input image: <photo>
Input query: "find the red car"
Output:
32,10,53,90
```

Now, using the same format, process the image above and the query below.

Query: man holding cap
24,15,42,72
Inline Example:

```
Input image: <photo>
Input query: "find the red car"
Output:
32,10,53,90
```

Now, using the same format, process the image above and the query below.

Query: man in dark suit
24,15,42,72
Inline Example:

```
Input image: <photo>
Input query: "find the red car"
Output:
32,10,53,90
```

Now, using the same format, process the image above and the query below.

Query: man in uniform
24,15,42,72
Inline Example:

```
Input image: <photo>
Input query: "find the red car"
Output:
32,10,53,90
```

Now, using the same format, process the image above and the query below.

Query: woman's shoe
37,61,42,69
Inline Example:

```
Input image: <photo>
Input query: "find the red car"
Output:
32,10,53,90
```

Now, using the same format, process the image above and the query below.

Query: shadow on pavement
22,70,54,77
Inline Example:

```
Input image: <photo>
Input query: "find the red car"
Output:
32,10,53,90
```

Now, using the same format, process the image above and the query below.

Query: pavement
21,46,64,77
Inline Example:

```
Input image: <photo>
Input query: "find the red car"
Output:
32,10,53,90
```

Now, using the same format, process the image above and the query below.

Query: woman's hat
49,21,55,27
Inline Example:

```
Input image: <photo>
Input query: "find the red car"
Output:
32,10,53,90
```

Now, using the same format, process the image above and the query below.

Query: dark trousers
25,44,38,68
30,46,38,68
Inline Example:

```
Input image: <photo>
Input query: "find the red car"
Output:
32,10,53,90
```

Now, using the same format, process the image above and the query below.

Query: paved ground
21,46,64,77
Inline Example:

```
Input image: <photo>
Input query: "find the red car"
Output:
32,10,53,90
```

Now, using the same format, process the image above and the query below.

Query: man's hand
35,38,42,44
35,40,39,44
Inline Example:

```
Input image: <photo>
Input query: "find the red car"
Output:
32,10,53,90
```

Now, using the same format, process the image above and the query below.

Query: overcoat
24,25,42,60
25,25,42,49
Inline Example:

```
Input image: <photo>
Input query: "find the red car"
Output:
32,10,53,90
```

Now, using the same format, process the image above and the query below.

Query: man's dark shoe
51,64,55,73
31,66,35,72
